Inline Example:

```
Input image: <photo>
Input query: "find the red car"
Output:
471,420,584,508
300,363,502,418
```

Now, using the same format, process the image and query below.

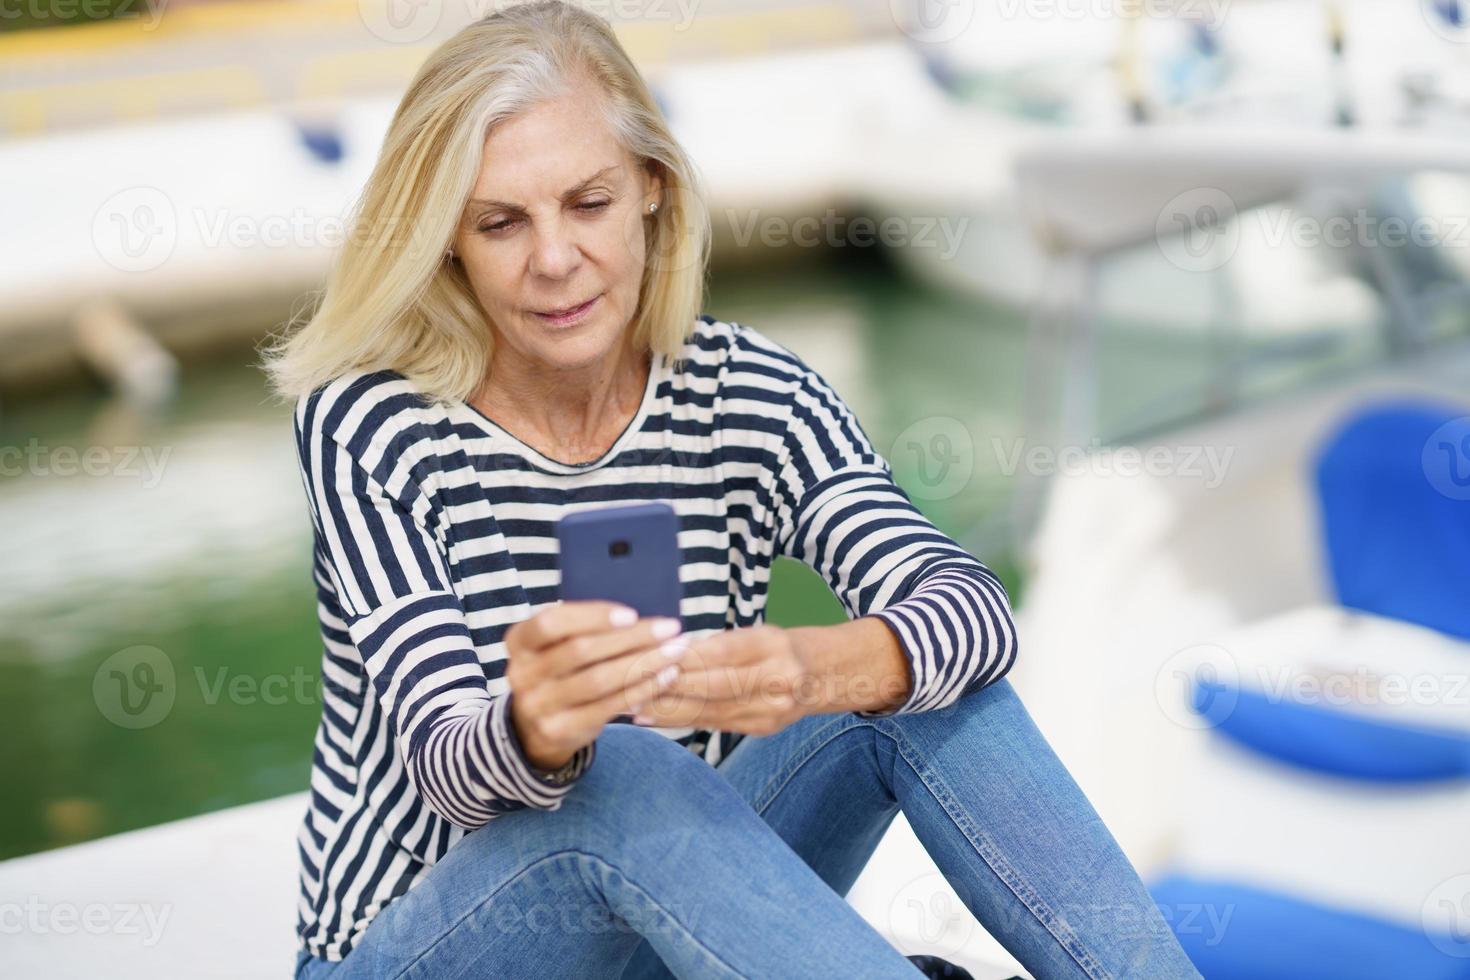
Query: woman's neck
471,336,650,464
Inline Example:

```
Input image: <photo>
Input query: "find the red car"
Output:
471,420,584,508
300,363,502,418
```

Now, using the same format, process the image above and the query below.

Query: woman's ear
642,159,666,212
446,219,465,265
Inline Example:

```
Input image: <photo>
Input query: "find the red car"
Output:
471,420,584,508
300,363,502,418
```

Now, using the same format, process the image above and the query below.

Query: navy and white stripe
291,314,1017,960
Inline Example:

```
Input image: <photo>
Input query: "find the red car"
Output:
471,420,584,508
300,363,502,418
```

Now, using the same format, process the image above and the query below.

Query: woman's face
452,79,662,375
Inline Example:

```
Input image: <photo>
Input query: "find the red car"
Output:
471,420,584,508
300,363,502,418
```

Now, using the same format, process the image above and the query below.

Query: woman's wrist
505,692,578,775
787,618,913,716
525,745,577,774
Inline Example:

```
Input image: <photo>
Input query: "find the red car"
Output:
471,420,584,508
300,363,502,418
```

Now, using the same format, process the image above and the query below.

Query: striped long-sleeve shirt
292,313,1018,960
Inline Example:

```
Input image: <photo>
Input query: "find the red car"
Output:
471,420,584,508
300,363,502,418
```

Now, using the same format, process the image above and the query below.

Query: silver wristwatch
534,755,580,786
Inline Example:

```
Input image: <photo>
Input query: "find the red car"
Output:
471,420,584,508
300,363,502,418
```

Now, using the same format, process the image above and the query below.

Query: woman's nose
527,216,582,280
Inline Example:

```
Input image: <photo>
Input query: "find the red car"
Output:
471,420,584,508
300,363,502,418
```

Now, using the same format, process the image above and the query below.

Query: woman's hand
504,601,690,772
630,624,815,736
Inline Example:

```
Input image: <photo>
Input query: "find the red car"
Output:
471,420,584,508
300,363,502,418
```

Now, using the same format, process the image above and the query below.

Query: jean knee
603,720,712,763
450,728,727,870
582,725,718,793
567,726,742,832
949,677,1022,714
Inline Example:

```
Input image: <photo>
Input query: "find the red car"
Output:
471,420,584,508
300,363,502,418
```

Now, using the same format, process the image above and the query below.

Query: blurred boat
878,0,1470,441
923,8,1470,967
1008,336,1470,976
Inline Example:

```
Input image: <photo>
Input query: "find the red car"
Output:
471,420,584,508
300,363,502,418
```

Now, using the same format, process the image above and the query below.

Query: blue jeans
294,680,1201,979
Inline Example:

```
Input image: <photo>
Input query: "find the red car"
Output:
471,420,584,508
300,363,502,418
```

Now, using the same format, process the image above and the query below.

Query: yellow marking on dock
0,1,871,133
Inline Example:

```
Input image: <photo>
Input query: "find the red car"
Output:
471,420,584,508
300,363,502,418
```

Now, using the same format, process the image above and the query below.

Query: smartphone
556,502,683,726
554,501,683,621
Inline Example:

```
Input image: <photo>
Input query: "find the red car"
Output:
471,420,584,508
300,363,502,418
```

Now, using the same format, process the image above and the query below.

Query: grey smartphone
554,501,683,620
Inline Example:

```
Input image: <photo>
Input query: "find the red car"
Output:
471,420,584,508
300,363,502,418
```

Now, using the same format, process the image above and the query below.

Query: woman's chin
525,321,625,371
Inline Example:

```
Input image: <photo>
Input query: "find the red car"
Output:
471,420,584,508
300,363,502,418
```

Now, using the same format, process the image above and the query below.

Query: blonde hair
260,0,711,406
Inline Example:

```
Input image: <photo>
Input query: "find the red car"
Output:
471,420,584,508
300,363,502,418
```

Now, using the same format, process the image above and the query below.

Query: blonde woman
265,4,1203,978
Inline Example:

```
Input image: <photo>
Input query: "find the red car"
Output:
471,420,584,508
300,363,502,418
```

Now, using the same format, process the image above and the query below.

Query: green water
0,251,1371,859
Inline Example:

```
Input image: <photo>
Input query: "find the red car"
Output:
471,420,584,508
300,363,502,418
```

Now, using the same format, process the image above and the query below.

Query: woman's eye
478,201,607,235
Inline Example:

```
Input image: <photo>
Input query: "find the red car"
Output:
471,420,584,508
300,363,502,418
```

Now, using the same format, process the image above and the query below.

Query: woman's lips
531,294,600,326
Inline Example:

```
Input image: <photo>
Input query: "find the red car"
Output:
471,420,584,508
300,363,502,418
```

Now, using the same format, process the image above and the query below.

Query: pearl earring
648,202,658,214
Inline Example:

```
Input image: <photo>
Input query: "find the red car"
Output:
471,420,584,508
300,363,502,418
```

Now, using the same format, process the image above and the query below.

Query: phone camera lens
609,539,630,557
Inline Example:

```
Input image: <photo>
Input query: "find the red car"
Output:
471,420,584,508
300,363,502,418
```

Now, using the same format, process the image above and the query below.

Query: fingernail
659,639,689,659
650,617,682,640
633,714,655,726
609,606,638,627
656,664,679,686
